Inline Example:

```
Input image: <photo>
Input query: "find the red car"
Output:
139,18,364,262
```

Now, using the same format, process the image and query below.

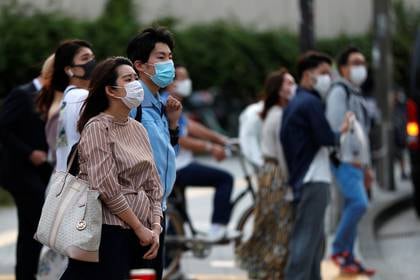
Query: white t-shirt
238,101,264,167
55,86,88,172
303,147,332,184
261,106,288,177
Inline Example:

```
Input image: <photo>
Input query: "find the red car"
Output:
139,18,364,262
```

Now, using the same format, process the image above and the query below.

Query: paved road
377,208,420,280
0,155,373,279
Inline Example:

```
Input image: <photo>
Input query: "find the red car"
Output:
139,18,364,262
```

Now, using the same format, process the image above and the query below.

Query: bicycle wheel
163,207,185,280
234,205,255,249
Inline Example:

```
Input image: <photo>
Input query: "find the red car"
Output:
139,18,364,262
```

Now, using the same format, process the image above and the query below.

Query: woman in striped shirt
61,57,163,280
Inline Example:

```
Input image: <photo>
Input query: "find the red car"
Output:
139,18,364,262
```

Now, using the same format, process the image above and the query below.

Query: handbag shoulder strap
66,144,79,175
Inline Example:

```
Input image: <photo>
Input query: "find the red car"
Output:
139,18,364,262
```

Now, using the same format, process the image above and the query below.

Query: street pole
372,0,395,190
299,0,315,53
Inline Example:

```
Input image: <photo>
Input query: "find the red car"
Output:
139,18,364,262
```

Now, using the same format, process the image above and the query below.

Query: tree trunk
299,0,315,53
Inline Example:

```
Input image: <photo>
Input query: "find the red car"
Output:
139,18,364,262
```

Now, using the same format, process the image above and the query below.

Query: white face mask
114,80,144,109
175,79,192,97
313,74,332,98
349,65,367,86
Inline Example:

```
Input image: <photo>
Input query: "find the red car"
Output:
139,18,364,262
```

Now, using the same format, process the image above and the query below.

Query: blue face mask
146,60,175,88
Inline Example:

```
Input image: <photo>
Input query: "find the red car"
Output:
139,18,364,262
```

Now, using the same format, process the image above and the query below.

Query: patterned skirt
236,160,294,279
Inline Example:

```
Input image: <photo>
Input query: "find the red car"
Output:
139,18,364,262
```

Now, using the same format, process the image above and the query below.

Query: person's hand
364,167,375,191
340,112,355,133
134,225,154,247
143,231,160,260
165,96,183,129
29,150,47,166
211,144,226,161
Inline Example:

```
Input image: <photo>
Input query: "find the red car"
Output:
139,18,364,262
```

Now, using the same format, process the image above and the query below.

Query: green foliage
392,0,420,92
0,1,87,97
0,0,138,98
316,34,372,62
174,22,299,102
0,0,418,105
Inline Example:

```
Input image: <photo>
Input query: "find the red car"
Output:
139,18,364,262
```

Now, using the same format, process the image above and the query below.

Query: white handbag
34,149,102,262
340,115,370,165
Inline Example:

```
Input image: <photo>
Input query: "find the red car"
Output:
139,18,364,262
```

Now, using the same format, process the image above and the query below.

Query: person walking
280,51,351,280
236,68,296,279
238,100,264,169
60,56,163,280
326,46,375,276
126,26,182,279
54,39,95,171
166,64,235,241
0,57,52,280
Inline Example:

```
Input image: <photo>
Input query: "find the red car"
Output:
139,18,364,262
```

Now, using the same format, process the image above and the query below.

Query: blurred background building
12,0,420,37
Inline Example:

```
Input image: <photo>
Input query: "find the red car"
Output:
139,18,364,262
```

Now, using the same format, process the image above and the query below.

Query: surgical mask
175,79,192,97
114,80,144,109
71,59,96,80
313,74,332,98
144,60,175,88
349,65,367,86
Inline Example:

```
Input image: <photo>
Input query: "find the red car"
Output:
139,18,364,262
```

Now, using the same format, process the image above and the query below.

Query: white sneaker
206,224,227,242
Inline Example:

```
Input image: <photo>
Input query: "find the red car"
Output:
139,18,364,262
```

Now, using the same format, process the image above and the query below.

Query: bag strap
135,104,142,123
66,145,78,174
332,81,351,110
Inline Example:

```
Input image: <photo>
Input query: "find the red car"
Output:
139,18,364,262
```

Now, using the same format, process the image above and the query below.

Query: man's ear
134,60,144,73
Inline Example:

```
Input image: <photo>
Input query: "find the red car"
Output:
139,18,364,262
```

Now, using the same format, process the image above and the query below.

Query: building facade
10,0,420,37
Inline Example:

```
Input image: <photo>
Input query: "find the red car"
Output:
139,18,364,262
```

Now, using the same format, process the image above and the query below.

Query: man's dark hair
297,51,332,82
126,26,175,64
337,46,361,69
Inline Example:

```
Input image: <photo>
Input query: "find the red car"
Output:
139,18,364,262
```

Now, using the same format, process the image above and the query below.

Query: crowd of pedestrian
0,24,383,280
238,48,378,279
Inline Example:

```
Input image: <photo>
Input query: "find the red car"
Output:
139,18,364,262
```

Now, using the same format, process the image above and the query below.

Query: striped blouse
78,112,163,229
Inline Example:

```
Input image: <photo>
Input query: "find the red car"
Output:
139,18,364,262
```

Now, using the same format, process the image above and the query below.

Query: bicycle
163,139,258,279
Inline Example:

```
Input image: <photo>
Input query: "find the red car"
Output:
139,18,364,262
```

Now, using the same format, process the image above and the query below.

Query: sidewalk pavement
0,156,415,280
358,176,414,280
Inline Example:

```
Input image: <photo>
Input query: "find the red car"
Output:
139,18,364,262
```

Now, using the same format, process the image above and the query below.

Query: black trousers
61,219,166,280
134,213,166,280
4,173,47,280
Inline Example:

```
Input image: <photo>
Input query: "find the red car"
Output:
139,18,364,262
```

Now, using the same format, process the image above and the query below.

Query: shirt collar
33,78,42,91
141,80,165,109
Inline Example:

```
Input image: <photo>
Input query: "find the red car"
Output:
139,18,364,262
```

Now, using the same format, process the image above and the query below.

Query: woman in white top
236,68,296,279
53,39,96,171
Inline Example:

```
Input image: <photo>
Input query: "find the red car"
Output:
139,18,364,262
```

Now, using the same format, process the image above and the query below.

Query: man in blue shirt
126,26,182,279
280,51,351,280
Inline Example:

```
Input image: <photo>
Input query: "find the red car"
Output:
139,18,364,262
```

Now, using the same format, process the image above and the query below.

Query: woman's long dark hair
77,57,133,133
52,39,92,93
260,68,288,120
36,40,92,119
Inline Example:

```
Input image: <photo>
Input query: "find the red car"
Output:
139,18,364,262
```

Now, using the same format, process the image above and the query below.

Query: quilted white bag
34,150,102,262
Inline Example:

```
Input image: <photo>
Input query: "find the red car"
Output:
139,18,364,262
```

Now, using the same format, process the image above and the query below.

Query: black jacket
0,81,51,188
280,87,338,201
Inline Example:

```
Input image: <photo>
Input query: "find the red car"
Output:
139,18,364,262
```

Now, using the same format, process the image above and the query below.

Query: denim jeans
175,162,234,225
285,182,330,280
332,162,368,256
